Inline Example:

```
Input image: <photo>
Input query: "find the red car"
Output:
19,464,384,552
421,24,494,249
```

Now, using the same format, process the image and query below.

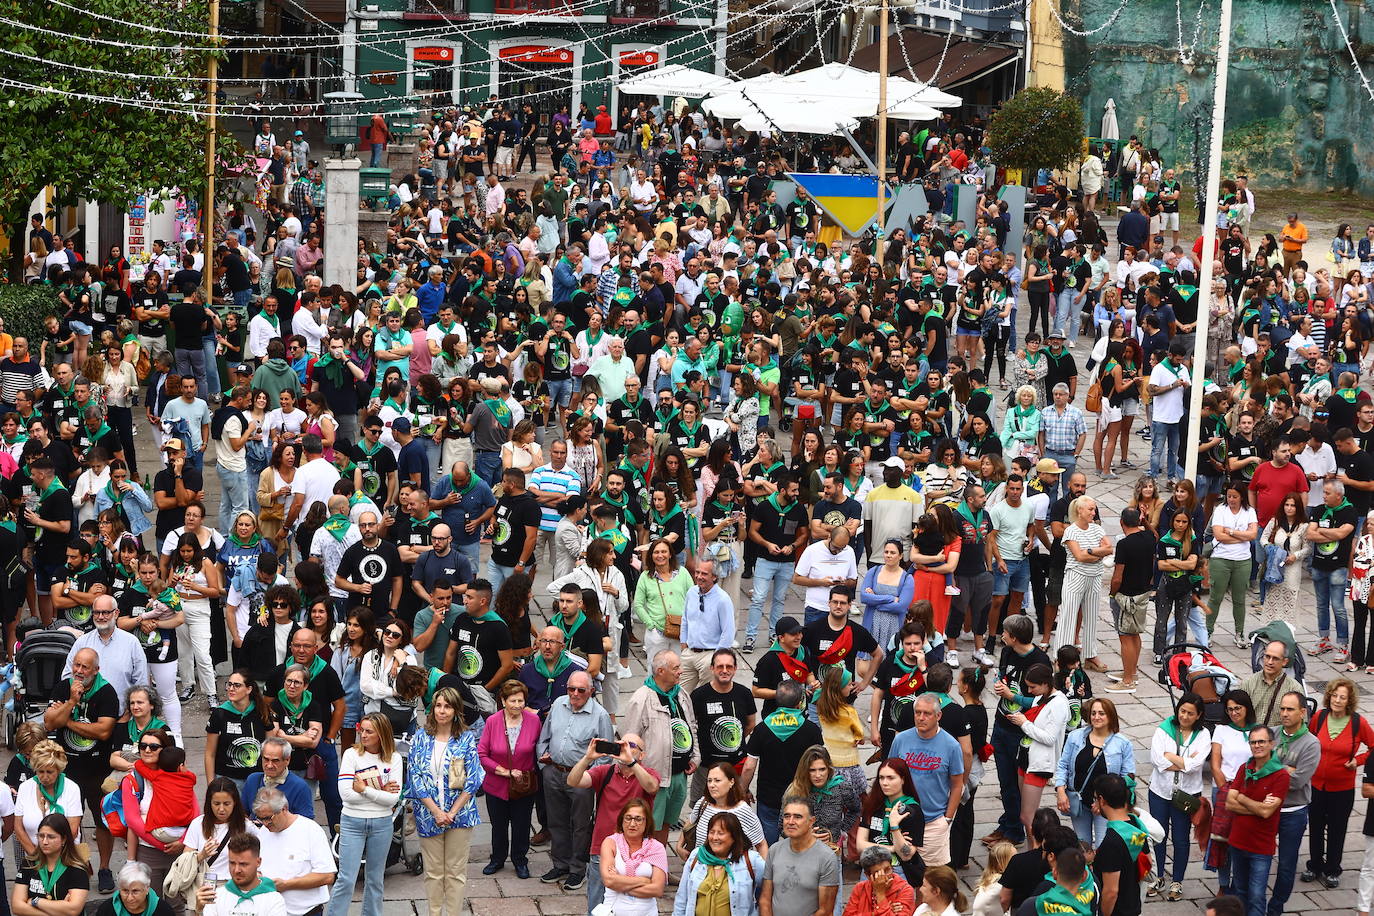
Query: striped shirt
528,463,582,532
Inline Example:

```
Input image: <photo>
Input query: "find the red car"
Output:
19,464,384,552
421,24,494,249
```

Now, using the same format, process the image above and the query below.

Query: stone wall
1063,0,1374,194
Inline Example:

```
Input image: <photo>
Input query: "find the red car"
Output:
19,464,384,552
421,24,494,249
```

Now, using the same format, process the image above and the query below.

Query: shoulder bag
656,576,682,639
1170,732,1201,815
507,722,537,799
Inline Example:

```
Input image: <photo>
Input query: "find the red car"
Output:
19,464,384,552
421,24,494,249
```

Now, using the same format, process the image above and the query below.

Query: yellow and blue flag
786,173,889,236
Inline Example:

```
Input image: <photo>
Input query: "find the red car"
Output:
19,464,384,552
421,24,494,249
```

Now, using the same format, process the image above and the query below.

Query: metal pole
203,0,219,304
1182,0,1231,480
875,0,889,265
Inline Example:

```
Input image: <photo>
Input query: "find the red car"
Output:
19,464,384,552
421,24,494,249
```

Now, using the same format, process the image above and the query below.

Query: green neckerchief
1160,715,1201,748
224,877,278,902
655,406,679,428
600,489,629,510
1337,387,1360,403
468,608,504,625
1034,874,1096,916
38,477,66,503
382,397,406,415
643,674,681,714
218,699,257,718
533,651,573,682
102,479,129,506
955,502,986,541
1323,499,1354,522
677,417,703,438
1225,720,1254,735
37,860,68,901
322,512,351,542
765,493,794,518
261,310,280,332
1024,349,1044,367
127,716,168,746
37,774,67,815
1278,723,1310,759
881,794,919,840
1104,816,1149,863
2,430,27,447
620,460,648,487
651,503,684,528
556,610,587,643
762,706,804,741
1160,531,1189,577
229,532,262,549
1245,754,1285,781
483,398,513,428
277,688,314,718
585,328,604,348
1012,403,1036,420
358,436,387,458
695,846,736,878
113,886,160,916
313,352,349,388
814,773,845,798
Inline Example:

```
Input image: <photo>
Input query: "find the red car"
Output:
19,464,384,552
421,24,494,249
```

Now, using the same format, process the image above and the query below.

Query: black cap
775,616,803,636
560,494,587,514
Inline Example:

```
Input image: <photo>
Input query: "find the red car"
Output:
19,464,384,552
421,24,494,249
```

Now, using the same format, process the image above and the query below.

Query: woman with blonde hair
786,744,860,858
13,741,82,857
329,712,403,916
405,687,484,915
970,841,1016,916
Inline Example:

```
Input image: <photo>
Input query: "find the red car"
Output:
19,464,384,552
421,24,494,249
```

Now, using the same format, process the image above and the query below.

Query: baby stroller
330,735,423,876
6,623,76,749
1157,642,1235,728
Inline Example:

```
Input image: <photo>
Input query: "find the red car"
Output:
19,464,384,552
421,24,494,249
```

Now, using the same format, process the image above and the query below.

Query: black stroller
5,622,75,749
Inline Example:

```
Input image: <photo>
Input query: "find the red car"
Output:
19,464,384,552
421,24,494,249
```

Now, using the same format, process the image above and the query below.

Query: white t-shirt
793,541,859,610
1062,522,1108,578
218,414,248,473
1148,361,1188,424
1028,492,1052,554
14,777,80,848
183,816,260,876
256,815,335,914
266,408,308,445
292,457,342,519
1209,505,1258,561
1295,444,1337,508
160,526,226,560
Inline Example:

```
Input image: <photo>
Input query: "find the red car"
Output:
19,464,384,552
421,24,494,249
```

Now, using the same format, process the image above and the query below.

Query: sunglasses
270,601,290,608
384,629,404,638
138,742,163,752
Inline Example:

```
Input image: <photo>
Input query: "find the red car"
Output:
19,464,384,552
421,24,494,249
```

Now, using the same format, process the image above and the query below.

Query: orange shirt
1281,220,1309,251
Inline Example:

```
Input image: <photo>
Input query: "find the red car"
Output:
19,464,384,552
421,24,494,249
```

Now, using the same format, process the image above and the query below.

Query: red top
1227,762,1291,855
587,761,660,852
1248,461,1310,528
1308,712,1374,792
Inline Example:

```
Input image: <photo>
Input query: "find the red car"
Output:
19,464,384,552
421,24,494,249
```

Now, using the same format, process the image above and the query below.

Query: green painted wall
1063,0,1374,194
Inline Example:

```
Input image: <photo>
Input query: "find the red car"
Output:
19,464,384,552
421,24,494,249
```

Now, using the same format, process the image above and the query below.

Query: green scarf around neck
533,651,573,682
277,688,313,718
695,847,736,878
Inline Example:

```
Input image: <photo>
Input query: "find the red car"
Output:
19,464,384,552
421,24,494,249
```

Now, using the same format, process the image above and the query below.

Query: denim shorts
68,320,93,336
993,556,1031,596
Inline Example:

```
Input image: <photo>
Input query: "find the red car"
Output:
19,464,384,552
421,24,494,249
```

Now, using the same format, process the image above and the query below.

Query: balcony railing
493,0,577,13
404,0,466,16
609,0,672,20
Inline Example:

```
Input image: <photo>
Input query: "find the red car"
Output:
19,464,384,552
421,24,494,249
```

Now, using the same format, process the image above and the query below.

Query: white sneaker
616,664,634,679
944,584,961,596
947,650,961,668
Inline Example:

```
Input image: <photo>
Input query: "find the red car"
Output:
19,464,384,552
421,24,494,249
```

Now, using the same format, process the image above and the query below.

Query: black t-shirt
270,694,329,771
152,467,204,542
1043,350,1077,395
490,493,542,567
448,612,514,686
802,618,879,678
133,289,169,335
1113,531,1157,596
169,301,207,349
335,538,404,623
922,312,947,363
743,715,824,808
16,863,90,905
1001,849,1051,910
116,585,180,665
32,484,75,566
349,441,398,502
1338,449,1374,517
751,647,811,718
390,511,440,565
1362,754,1374,836
1229,433,1262,482
627,329,657,381
1094,827,1143,916
875,655,924,736
752,495,807,552
48,677,118,765
1312,500,1361,570
691,682,755,765
206,702,271,780
995,644,1052,728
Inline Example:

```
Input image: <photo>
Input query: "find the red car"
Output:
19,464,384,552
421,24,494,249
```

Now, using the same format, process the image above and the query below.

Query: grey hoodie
251,358,303,403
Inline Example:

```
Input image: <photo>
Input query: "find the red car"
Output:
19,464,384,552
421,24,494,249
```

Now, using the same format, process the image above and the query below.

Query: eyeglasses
138,742,163,752
226,681,248,689
1262,653,1285,662
622,815,646,823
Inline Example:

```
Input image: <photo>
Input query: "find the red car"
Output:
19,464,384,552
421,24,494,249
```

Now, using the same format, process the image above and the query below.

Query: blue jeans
1313,566,1351,645
803,605,828,627
1069,804,1108,849
547,378,573,410
1148,790,1193,881
370,142,385,166
329,813,393,916
1149,420,1183,480
1230,848,1274,916
316,739,342,831
990,722,1024,841
217,465,252,523
757,802,781,846
175,347,208,400
455,539,481,572
474,451,502,488
202,337,221,397
1267,806,1308,916
232,287,252,312
1042,449,1076,501
1164,603,1209,648
1054,289,1081,343
423,436,442,481
747,557,795,641
487,559,515,595
587,853,605,910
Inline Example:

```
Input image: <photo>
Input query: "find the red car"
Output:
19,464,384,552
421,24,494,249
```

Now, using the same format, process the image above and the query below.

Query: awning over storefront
852,30,1021,91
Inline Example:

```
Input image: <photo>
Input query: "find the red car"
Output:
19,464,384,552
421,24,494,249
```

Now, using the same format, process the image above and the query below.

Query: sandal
1346,662,1360,672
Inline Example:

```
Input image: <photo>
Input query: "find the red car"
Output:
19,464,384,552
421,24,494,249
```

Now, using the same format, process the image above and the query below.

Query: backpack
101,770,146,838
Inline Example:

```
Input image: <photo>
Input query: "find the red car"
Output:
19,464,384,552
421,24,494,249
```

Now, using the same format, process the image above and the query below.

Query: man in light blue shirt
679,560,735,694
537,670,613,885
888,693,966,866
670,337,708,392
161,375,211,469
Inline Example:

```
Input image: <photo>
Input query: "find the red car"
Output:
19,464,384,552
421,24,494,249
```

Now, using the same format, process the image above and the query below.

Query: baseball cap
231,363,250,374
162,438,186,452
391,417,412,433
882,456,906,469
1035,458,1063,474
775,616,803,636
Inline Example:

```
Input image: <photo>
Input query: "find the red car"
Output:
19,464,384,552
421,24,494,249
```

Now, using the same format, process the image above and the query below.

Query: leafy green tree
985,87,1085,179
0,0,244,280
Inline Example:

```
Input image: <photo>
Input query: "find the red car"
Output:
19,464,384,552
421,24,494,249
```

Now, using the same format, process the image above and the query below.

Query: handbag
507,725,537,799
305,753,326,781
1084,379,1103,413
656,577,682,639
1169,734,1200,814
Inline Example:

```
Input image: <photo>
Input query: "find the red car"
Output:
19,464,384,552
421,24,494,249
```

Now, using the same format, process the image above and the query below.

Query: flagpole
875,0,889,266
1183,0,1232,480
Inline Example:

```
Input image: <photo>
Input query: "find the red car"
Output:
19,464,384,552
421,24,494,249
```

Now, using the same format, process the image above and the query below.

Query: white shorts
494,146,515,168
916,814,952,867
1122,399,1141,418
1098,403,1123,427
1162,212,1180,231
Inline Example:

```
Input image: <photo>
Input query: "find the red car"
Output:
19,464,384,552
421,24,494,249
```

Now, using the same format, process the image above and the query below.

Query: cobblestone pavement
40,216,1359,915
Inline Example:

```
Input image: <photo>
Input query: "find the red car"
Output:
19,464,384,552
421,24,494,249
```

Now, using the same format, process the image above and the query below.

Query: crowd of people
4,103,1374,916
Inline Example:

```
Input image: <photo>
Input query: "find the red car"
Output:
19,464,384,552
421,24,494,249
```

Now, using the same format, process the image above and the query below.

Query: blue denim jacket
671,850,765,916
94,481,155,537
1054,726,1136,791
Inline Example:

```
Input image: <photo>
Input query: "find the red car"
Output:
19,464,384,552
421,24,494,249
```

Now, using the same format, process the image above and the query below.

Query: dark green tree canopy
0,0,244,276
985,87,1086,178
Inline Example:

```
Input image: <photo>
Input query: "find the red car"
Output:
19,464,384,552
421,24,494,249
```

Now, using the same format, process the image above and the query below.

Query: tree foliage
985,87,1085,178
0,0,246,278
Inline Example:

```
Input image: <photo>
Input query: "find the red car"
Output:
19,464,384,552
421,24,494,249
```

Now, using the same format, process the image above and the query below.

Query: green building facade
1065,0,1373,195
348,0,723,125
